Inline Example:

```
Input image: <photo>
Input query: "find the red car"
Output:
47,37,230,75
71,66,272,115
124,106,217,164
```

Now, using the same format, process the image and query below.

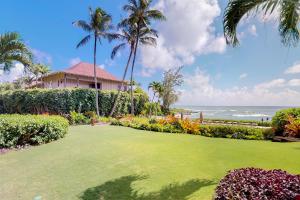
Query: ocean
174,106,295,121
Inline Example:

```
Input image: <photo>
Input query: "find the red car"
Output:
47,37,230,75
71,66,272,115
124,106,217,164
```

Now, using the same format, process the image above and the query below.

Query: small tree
161,67,183,114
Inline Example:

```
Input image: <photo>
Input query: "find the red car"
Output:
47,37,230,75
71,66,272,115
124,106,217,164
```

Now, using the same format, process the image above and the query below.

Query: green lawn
1,126,300,200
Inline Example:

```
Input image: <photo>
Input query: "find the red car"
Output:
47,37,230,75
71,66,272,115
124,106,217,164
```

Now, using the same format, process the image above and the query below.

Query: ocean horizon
174,106,297,121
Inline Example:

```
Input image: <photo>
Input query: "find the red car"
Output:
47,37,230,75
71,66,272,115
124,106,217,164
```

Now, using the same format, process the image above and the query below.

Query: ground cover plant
214,168,300,200
0,125,299,200
0,114,69,148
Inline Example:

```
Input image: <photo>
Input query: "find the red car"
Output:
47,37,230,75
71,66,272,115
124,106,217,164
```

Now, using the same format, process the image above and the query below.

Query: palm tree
148,81,163,102
73,7,117,116
120,0,166,115
29,63,50,87
0,32,32,72
109,25,158,116
223,0,300,46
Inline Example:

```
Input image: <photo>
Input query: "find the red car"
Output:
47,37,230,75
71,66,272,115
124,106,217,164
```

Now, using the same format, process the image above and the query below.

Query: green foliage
0,114,69,148
203,118,272,127
272,108,300,135
111,116,272,140
0,88,148,116
70,111,89,125
141,102,162,116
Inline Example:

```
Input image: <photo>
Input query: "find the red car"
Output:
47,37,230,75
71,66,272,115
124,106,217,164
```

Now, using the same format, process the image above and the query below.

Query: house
36,62,126,91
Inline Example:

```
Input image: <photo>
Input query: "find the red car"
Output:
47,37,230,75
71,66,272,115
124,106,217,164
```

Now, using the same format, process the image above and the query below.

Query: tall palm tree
109,25,158,116
148,81,163,102
73,7,117,116
223,0,300,47
0,32,32,72
120,0,166,115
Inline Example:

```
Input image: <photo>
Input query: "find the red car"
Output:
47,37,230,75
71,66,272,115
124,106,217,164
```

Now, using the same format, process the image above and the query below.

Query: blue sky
1,0,300,106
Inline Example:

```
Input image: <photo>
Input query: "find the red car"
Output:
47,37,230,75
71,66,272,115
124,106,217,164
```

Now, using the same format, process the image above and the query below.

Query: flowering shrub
215,168,300,200
0,114,69,148
179,119,200,134
285,116,300,138
272,108,300,135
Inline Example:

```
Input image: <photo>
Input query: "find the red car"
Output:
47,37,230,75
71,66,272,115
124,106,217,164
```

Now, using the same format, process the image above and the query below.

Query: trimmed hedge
111,117,273,140
272,108,300,135
0,88,148,116
0,114,69,148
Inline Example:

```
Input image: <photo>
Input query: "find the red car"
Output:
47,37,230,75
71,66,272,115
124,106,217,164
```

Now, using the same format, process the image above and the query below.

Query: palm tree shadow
79,175,216,200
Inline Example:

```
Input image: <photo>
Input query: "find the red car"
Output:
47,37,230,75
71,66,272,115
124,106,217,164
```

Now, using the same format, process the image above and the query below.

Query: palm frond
146,10,166,21
76,35,91,48
140,36,157,46
111,43,126,59
72,20,92,32
279,0,300,46
223,0,270,46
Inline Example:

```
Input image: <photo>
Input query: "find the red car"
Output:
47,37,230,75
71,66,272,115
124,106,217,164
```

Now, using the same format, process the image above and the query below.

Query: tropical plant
29,63,50,86
284,115,300,138
0,32,32,72
73,7,117,116
223,0,300,46
120,0,166,115
148,81,163,102
161,67,183,114
109,25,158,116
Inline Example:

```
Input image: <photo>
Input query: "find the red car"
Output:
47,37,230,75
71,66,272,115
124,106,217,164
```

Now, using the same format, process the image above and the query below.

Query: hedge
0,114,69,148
272,108,300,135
0,88,148,116
111,117,273,140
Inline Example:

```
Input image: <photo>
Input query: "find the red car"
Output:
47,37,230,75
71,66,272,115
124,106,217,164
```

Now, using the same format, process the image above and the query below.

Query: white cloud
285,63,300,74
140,0,226,73
178,68,300,106
239,73,248,79
98,64,105,69
288,79,300,87
31,48,52,64
0,63,25,83
248,25,257,36
69,57,81,66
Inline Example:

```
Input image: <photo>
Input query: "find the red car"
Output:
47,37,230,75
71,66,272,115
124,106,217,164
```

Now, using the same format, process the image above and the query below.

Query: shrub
199,125,271,140
214,168,300,200
179,119,200,134
0,114,69,148
272,108,300,135
285,116,300,138
0,88,148,116
141,102,162,116
70,111,89,125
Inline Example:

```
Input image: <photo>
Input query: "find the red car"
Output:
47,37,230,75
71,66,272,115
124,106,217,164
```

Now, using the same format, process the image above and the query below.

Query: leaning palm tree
120,0,166,115
109,25,158,116
73,7,117,116
148,81,163,102
0,32,32,72
223,0,300,47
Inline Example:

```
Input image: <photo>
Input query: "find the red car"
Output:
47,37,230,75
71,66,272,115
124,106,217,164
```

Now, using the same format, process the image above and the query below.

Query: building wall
41,73,126,91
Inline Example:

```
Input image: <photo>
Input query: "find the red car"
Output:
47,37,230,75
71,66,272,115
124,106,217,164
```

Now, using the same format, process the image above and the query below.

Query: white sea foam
232,114,269,118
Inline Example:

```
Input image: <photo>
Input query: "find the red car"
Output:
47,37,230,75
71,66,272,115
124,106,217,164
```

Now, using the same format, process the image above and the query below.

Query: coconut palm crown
0,32,32,72
223,0,300,47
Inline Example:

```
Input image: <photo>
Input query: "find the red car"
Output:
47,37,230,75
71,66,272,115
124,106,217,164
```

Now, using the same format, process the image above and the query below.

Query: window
89,83,101,89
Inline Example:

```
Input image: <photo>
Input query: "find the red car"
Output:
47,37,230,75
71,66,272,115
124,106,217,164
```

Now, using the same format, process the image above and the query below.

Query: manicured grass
0,125,299,200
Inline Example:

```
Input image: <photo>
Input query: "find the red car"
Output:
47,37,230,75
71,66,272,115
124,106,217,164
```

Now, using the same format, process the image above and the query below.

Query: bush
0,88,148,116
0,114,69,148
141,102,162,116
199,125,272,140
214,168,300,200
285,116,300,138
272,108,300,135
111,117,272,140
70,111,89,125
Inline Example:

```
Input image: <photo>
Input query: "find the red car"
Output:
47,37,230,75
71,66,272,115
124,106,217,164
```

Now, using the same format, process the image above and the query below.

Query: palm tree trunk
130,28,140,115
94,35,100,116
109,47,134,117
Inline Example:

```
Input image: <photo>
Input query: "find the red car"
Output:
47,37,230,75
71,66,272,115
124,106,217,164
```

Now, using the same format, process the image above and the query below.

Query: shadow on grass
79,175,216,200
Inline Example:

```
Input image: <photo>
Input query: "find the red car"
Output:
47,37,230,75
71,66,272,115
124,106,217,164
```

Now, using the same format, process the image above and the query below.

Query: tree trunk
94,35,100,116
130,28,140,115
109,47,134,117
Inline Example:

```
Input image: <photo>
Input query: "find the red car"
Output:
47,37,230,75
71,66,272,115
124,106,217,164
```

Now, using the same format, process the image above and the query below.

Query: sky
1,0,300,106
